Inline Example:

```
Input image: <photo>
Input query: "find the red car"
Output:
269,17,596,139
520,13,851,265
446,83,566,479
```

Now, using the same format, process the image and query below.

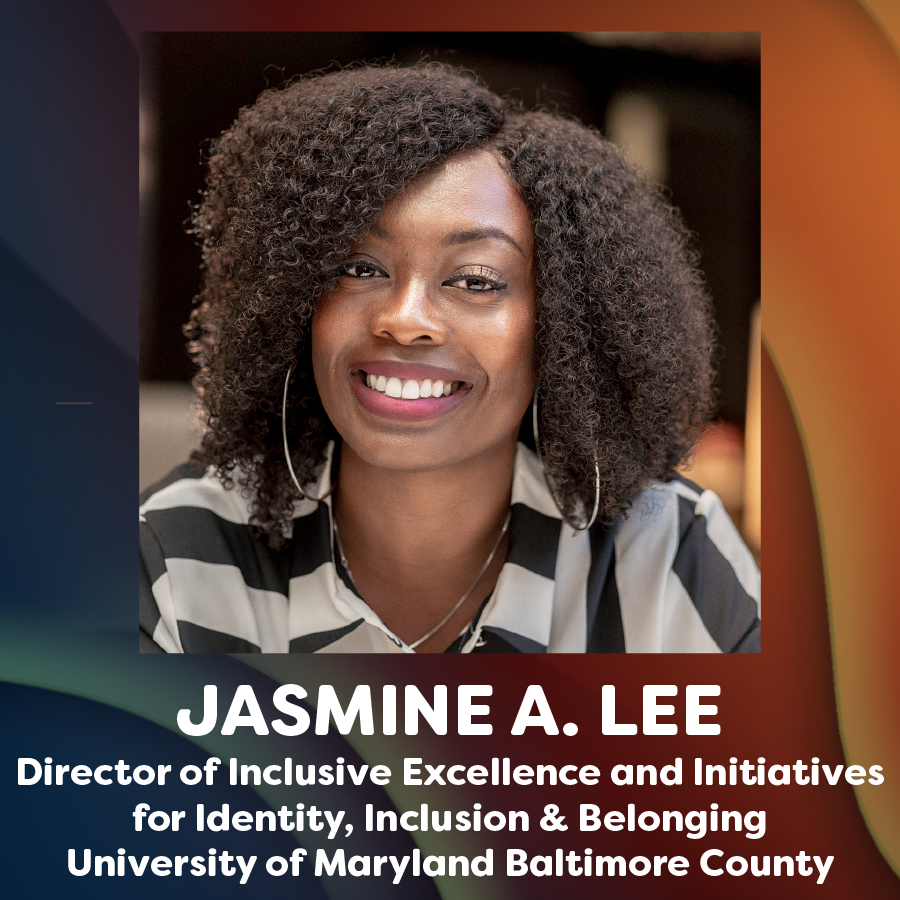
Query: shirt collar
297,441,563,653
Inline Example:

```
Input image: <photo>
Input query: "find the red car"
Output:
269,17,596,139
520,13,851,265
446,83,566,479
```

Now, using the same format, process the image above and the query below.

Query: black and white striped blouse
140,444,760,653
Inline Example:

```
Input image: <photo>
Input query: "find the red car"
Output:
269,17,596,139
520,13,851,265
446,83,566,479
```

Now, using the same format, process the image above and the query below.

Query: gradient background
2,1,900,898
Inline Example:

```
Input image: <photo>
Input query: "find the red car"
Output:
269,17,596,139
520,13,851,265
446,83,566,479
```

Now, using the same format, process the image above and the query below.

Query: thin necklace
332,509,512,651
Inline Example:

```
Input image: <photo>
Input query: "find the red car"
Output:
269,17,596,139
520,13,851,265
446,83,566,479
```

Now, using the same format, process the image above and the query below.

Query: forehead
375,149,533,252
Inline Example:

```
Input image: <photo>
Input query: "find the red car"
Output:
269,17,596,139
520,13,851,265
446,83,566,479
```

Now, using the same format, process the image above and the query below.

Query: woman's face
312,149,536,475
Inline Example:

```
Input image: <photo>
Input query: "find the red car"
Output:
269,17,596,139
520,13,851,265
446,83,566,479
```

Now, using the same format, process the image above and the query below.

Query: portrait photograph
139,32,761,654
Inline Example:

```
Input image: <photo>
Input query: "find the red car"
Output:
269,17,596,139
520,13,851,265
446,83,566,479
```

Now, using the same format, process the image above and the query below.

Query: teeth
364,373,459,400
400,380,419,399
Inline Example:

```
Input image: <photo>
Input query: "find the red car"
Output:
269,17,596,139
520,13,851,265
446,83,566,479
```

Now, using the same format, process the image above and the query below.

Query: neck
332,439,518,652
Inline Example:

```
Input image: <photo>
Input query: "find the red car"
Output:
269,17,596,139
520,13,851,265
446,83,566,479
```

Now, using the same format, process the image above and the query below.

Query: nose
370,277,447,346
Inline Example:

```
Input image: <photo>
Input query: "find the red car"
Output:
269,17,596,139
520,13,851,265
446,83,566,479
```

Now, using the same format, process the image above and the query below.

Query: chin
343,434,472,474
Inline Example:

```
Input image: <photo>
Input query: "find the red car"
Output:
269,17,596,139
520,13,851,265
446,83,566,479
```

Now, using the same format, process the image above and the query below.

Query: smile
348,366,472,423
363,372,462,400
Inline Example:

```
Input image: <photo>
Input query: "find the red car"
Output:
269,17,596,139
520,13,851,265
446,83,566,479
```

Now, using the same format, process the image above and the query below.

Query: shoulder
139,463,263,604
139,464,323,654
140,462,254,525
140,464,254,653
139,462,335,654
611,475,760,653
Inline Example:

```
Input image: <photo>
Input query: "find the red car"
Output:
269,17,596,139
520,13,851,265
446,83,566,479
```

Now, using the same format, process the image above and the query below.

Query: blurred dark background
139,32,760,548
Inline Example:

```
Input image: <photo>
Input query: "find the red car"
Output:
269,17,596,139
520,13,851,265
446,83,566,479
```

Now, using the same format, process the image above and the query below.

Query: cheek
310,324,326,393
310,300,344,386
500,312,537,377
484,310,536,403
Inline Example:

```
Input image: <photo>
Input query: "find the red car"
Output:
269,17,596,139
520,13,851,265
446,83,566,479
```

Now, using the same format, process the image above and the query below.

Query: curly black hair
185,62,715,547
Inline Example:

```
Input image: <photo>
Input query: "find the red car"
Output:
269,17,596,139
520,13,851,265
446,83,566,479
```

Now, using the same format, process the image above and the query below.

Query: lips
348,361,472,422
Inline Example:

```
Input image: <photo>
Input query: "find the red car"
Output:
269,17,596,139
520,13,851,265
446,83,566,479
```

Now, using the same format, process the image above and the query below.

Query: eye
341,260,386,279
443,266,507,292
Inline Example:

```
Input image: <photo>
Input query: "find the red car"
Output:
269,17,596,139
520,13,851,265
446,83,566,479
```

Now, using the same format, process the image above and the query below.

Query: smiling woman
139,63,760,654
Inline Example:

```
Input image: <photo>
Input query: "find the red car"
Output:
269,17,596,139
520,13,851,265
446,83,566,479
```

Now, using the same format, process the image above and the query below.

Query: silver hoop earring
532,389,600,530
282,364,335,502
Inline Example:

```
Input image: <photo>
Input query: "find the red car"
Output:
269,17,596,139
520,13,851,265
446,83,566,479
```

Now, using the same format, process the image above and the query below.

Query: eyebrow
444,227,525,256
366,223,525,256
